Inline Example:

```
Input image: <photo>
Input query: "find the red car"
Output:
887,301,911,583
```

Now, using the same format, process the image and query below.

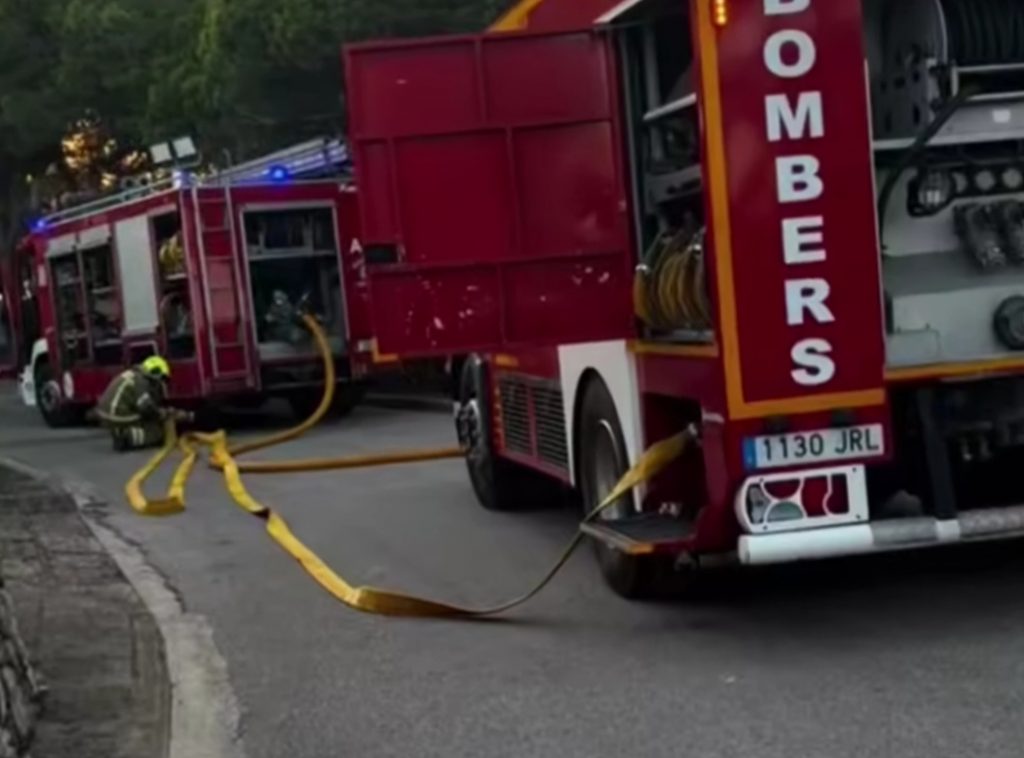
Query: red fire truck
345,0,1024,596
12,138,375,426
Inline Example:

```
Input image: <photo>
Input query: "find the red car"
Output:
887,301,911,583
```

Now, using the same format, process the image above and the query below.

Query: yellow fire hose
125,315,692,617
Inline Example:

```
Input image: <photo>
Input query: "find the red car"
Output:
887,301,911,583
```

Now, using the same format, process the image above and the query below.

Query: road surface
3,384,1024,758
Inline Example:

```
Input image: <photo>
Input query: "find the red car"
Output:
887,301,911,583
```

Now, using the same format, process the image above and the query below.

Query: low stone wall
0,462,169,758
0,467,46,758
0,579,44,758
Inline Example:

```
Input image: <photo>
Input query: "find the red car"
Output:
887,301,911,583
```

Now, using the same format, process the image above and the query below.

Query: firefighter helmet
141,355,171,380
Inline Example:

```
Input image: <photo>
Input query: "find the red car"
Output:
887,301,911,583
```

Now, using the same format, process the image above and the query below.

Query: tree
186,0,507,163
0,0,512,249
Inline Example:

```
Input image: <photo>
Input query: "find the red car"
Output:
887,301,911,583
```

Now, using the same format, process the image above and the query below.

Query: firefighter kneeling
95,356,194,451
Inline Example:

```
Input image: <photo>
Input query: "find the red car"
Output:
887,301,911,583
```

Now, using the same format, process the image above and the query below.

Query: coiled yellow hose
634,228,711,333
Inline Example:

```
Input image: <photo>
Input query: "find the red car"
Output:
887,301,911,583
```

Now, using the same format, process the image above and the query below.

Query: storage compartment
612,0,710,342
242,207,345,361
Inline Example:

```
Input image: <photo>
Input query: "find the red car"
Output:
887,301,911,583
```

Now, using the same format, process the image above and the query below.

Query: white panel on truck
46,234,76,257
114,217,159,336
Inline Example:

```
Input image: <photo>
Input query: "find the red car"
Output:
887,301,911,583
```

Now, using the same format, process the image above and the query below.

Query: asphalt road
4,384,1024,758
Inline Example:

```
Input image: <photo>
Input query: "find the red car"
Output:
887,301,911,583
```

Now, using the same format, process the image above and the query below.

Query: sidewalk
0,464,170,758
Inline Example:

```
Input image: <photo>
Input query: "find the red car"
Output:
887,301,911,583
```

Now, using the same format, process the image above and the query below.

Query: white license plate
743,424,885,471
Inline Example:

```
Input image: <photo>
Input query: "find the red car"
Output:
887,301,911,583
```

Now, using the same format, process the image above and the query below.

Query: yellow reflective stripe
106,371,138,418
96,410,143,425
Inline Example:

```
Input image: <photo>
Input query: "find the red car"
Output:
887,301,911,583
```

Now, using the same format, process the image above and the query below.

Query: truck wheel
578,378,667,599
457,356,551,512
330,382,366,418
34,361,80,428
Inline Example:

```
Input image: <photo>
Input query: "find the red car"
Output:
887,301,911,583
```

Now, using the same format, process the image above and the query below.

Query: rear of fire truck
16,140,373,427
346,0,1024,597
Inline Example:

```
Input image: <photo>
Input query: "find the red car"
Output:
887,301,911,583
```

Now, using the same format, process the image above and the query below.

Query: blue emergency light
268,165,291,183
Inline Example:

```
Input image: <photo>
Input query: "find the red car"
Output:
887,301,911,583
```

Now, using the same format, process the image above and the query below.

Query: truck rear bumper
738,505,1024,565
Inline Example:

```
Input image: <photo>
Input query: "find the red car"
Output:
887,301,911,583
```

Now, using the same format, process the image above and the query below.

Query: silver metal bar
643,94,698,124
41,180,176,227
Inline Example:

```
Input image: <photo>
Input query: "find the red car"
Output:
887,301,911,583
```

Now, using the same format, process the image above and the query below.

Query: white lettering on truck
765,92,824,142
761,0,836,388
782,216,825,264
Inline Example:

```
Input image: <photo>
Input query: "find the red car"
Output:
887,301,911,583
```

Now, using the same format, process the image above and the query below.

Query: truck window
15,249,39,366
82,243,123,366
51,254,89,366
0,271,12,368
153,211,196,360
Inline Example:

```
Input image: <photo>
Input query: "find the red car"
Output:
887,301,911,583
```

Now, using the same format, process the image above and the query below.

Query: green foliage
0,0,509,247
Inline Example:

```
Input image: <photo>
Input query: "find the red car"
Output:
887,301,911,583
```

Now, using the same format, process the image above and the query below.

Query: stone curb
0,458,246,758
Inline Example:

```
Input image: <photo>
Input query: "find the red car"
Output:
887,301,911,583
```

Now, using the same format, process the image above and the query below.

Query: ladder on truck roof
36,137,350,230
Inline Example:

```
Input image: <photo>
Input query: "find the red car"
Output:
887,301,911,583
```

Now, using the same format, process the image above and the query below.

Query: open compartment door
345,29,635,356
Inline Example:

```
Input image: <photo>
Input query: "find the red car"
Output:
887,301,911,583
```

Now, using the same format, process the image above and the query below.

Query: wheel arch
29,337,49,373
558,341,645,504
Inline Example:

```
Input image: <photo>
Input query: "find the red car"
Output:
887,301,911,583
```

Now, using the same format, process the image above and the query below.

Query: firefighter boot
111,427,130,453
113,424,166,452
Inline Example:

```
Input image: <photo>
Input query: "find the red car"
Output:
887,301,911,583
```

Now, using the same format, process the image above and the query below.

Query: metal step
580,513,694,556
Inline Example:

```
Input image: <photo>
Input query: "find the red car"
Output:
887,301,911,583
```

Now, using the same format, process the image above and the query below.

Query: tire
577,377,670,599
34,361,81,429
330,382,366,418
287,390,326,422
456,355,554,512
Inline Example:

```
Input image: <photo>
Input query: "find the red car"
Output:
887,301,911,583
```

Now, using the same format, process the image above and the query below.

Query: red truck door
345,29,635,356
0,257,16,377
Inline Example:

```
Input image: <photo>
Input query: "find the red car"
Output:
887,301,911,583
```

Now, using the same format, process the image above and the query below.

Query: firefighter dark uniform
95,356,177,451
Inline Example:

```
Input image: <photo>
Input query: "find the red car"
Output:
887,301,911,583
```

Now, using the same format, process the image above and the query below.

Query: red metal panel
370,268,502,353
394,134,513,265
514,122,623,257
347,41,481,138
483,34,610,123
706,0,885,413
503,256,630,343
345,29,634,358
358,142,398,241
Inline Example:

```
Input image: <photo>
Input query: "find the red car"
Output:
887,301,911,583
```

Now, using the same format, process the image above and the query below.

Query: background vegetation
0,0,508,249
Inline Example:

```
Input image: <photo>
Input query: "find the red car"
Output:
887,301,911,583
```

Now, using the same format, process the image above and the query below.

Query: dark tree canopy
0,0,509,249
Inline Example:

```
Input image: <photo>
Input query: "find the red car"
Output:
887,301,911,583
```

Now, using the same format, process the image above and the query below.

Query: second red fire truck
344,0,1024,596
11,139,376,426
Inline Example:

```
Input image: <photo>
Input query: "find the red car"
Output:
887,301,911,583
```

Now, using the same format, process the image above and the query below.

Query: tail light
736,465,868,535
712,0,729,27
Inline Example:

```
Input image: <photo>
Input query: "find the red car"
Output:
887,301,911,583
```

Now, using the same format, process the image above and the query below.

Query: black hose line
876,84,979,247
940,0,1024,66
